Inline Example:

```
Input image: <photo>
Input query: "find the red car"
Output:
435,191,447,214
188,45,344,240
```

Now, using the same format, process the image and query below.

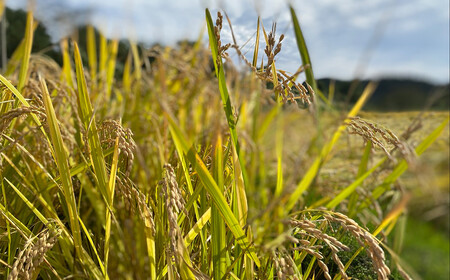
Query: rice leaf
184,208,211,247
4,178,50,227
73,42,109,202
60,39,74,89
99,33,108,84
252,17,261,68
130,42,142,81
289,5,328,105
212,135,227,280
347,140,373,215
4,22,38,76
78,216,106,276
0,175,12,275
17,11,33,93
165,109,261,267
39,74,83,257
106,40,118,100
104,137,119,278
87,25,98,91
122,52,132,91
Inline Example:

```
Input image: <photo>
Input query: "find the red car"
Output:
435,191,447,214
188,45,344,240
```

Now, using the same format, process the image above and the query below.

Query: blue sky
6,0,449,84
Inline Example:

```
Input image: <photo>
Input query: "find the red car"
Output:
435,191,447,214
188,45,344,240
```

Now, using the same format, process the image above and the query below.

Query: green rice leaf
165,109,261,267
104,137,119,279
17,11,33,93
212,135,227,279
73,42,109,202
60,39,74,89
289,6,328,105
87,25,98,91
40,74,83,257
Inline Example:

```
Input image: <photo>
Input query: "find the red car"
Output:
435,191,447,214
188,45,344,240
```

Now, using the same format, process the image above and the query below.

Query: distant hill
1,8,448,112
317,78,449,111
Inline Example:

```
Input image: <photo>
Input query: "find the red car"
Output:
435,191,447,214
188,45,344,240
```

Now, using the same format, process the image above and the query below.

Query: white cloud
4,0,449,83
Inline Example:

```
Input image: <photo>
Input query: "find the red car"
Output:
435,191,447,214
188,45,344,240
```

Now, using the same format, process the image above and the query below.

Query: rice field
0,5,448,280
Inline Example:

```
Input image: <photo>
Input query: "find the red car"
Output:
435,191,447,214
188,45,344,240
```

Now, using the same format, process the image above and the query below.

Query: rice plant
0,5,448,280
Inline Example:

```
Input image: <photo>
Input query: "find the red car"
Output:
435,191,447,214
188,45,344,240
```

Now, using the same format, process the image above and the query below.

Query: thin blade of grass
212,135,227,280
40,74,83,257
0,176,12,275
98,33,108,88
347,140,373,215
184,208,211,247
78,217,106,275
17,11,33,93
106,40,118,100
87,25,97,91
130,42,142,81
4,22,38,76
73,42,109,202
122,52,132,92
104,137,119,279
232,142,251,277
60,39,74,89
289,5,328,105
251,17,261,68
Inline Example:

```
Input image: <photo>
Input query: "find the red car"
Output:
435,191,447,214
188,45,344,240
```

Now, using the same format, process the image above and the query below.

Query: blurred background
3,0,449,81
2,0,449,111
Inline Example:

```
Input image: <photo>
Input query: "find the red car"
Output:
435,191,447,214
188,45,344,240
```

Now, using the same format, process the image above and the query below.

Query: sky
5,0,450,84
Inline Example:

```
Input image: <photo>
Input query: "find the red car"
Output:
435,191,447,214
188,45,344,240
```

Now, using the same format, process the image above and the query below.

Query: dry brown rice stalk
8,227,61,280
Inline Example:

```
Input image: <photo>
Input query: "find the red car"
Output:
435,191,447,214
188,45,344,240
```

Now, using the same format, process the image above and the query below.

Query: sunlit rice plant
0,4,448,280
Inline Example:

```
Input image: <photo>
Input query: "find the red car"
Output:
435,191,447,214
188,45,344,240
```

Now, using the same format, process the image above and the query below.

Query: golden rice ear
347,116,416,164
9,228,61,280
